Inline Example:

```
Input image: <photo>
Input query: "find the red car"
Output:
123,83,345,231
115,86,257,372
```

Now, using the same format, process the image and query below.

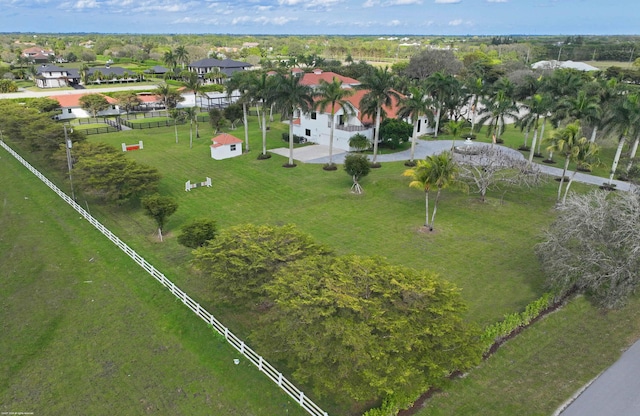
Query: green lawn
4,112,634,415
0,148,308,416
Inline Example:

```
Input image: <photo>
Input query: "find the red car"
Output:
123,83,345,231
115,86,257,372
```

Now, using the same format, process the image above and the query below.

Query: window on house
230,144,237,151
68,109,72,113
112,105,116,110
311,112,317,120
305,129,311,136
417,119,421,133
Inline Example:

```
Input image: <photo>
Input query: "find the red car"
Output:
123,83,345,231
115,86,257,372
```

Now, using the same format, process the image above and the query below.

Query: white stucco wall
210,143,242,160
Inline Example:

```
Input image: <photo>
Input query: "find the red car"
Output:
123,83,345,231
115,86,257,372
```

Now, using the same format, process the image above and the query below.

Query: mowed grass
0,151,307,416
417,296,640,416
81,117,557,330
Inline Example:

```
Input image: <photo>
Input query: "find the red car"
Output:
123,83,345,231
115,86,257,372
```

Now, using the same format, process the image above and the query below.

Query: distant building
22,46,56,64
52,93,120,120
532,60,599,72
187,58,252,82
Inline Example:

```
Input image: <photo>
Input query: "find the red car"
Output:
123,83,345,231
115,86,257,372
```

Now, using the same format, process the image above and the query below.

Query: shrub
281,132,305,143
178,218,218,249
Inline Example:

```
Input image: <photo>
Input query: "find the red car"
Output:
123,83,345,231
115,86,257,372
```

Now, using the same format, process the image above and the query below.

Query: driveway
271,139,635,192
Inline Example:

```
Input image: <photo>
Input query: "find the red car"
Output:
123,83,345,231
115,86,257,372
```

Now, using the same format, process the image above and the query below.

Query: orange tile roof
300,71,360,87
211,133,243,148
313,88,403,124
137,94,161,103
53,93,117,108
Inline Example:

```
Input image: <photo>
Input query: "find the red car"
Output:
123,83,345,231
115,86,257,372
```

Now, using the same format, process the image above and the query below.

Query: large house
187,58,252,82
34,64,140,89
52,93,120,120
34,64,75,88
22,46,55,64
289,69,432,151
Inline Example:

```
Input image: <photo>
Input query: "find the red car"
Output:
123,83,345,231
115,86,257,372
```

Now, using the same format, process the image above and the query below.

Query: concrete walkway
274,139,635,192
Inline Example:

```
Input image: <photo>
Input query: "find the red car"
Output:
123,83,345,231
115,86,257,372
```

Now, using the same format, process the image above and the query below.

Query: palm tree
271,73,314,167
226,71,252,154
314,78,354,168
398,85,434,163
403,152,459,231
169,109,184,144
153,83,184,111
182,107,197,149
174,46,189,70
248,71,277,158
519,93,551,163
356,67,400,164
424,72,457,138
444,119,467,151
556,89,601,140
183,73,203,138
602,93,640,184
546,122,587,202
464,76,486,133
477,87,519,144
163,50,177,72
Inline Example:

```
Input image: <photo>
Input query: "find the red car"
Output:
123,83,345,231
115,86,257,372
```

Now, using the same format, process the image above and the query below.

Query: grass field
4,112,638,415
0,149,308,416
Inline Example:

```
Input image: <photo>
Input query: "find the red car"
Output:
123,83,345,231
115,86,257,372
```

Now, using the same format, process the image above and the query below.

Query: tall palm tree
356,67,400,164
403,152,459,231
248,71,278,158
464,76,485,133
182,107,197,149
424,72,457,138
444,119,467,151
398,85,434,163
547,122,598,203
477,85,519,144
602,93,640,184
183,73,203,138
555,89,601,139
226,71,252,154
520,93,551,163
314,78,354,167
174,46,189,70
153,83,184,111
271,73,314,167
163,50,177,72
169,109,184,144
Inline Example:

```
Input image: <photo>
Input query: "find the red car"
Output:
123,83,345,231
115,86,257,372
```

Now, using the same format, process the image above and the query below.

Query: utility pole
64,125,76,201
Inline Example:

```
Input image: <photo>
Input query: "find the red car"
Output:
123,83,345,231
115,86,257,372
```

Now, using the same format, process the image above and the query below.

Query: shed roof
211,133,243,148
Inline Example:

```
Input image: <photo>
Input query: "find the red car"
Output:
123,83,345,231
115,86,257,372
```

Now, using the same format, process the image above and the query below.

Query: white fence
0,140,328,416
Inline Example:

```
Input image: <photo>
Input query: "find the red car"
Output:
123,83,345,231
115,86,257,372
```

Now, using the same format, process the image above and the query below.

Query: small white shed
210,133,243,160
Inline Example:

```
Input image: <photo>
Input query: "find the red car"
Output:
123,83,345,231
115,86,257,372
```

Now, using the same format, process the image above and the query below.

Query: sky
0,0,637,36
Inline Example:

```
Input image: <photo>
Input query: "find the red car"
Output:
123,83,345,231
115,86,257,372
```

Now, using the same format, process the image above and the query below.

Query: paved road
556,338,640,416
277,140,635,192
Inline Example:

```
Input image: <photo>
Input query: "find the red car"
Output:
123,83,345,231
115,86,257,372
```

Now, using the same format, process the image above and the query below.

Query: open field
3,112,636,415
0,148,308,416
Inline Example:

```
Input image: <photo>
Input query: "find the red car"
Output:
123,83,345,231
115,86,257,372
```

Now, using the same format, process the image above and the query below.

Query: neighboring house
22,46,55,64
210,133,243,160
85,66,140,84
531,60,599,72
133,93,164,111
145,65,170,76
53,93,120,120
289,69,429,151
34,64,75,88
188,58,252,82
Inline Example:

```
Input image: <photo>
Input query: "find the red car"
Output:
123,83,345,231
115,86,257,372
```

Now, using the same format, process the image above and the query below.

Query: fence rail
0,139,328,416
78,126,120,135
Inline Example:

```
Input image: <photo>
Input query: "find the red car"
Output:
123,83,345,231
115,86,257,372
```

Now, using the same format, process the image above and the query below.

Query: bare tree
536,190,640,309
456,145,542,202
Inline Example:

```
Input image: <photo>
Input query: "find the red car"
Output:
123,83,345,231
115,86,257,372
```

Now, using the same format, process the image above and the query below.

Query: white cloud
389,0,421,4
435,0,461,3
487,0,507,2
75,0,99,9
363,0,378,6
230,15,297,26
448,18,462,25
387,19,401,26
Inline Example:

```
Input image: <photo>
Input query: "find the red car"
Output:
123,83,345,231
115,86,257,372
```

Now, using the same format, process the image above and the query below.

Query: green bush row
480,292,555,352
